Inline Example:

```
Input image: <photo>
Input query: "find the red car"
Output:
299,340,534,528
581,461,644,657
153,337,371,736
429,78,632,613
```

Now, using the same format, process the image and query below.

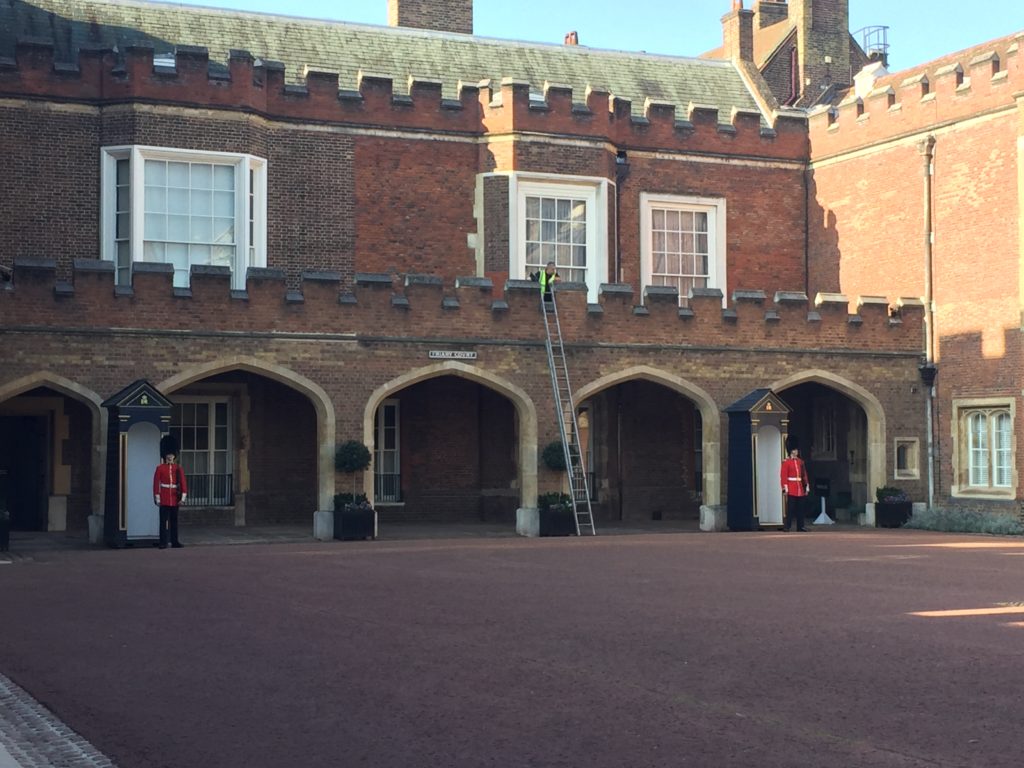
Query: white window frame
894,437,920,480
951,398,1016,499
509,173,609,303
169,396,234,506
101,145,267,290
640,193,727,307
374,399,401,504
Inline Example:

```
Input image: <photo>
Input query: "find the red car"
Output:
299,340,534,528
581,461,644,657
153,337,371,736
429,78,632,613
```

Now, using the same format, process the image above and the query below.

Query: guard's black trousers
784,494,807,531
159,505,180,546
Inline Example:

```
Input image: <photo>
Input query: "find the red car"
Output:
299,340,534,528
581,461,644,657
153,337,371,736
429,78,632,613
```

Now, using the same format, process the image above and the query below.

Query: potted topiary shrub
538,441,575,536
334,440,375,540
875,486,912,528
538,491,575,536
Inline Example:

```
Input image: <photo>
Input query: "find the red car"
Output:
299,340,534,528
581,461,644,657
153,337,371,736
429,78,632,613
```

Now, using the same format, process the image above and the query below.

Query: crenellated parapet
0,41,806,158
809,33,1023,156
0,259,922,354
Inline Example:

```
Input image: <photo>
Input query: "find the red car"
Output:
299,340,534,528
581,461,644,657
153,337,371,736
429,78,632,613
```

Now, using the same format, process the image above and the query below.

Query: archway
160,358,335,524
365,362,538,519
772,370,886,517
573,366,721,521
0,373,105,532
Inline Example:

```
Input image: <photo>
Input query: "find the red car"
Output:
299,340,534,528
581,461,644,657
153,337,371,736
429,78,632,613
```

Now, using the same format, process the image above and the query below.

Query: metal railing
375,473,402,503
181,474,233,507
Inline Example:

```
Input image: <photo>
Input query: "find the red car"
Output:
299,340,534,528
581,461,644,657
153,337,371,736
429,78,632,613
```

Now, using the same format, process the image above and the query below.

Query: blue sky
176,0,1024,72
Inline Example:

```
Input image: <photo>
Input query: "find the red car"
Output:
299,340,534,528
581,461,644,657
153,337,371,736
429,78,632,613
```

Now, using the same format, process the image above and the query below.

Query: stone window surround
951,397,1016,499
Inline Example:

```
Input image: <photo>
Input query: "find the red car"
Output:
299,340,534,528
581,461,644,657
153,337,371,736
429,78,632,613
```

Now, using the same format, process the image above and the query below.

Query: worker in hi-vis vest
529,261,561,302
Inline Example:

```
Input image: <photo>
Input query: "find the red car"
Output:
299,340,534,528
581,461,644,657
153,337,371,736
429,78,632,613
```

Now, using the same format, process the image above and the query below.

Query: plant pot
539,505,576,537
875,501,912,528
334,507,376,541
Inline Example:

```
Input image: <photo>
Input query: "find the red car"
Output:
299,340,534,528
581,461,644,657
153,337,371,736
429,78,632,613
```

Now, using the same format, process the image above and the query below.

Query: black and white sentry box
724,389,792,532
101,380,173,547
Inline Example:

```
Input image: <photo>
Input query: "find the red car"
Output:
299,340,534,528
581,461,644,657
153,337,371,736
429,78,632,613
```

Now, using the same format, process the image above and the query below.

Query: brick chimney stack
722,3,755,62
387,0,473,35
754,0,789,29
790,0,851,105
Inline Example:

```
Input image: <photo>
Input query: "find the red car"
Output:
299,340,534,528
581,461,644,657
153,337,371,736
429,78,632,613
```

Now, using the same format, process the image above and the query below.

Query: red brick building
807,28,1024,516
0,0,946,541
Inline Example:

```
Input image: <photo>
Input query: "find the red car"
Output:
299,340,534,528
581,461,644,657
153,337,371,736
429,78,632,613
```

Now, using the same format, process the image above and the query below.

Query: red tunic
153,462,188,507
780,457,809,497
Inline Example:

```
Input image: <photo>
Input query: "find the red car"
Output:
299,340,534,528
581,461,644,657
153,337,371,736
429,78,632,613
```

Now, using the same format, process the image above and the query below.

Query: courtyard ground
2,526,1023,767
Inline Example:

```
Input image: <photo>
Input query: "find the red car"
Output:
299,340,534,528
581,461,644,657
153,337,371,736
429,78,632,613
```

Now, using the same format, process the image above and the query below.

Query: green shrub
541,441,567,471
538,492,571,511
335,440,372,498
875,486,910,504
903,507,1024,535
334,493,369,512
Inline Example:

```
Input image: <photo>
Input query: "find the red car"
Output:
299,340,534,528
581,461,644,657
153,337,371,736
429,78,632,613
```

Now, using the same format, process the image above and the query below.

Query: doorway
0,415,48,531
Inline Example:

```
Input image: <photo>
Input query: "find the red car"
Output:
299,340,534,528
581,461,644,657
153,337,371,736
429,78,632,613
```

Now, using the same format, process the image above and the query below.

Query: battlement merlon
809,35,1022,147
0,41,806,160
0,259,923,354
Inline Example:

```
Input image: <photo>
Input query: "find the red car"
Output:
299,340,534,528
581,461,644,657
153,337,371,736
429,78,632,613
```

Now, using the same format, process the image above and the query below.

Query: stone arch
365,361,539,507
159,357,336,511
573,365,723,506
0,372,107,519
771,369,887,502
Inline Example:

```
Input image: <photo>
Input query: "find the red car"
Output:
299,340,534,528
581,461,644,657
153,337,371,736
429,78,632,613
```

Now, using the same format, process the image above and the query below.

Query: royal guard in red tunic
780,442,810,532
153,437,187,549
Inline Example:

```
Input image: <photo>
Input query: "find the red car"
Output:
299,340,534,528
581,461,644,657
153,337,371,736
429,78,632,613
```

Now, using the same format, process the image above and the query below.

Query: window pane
526,197,540,218
168,188,189,214
144,186,166,213
116,158,130,185
214,191,234,217
191,164,212,189
969,413,988,486
541,198,555,218
167,162,189,188
145,160,166,185
995,413,1012,487
144,213,166,240
213,219,234,244
211,246,234,267
190,216,212,243
190,189,212,216
167,215,189,241
213,165,234,190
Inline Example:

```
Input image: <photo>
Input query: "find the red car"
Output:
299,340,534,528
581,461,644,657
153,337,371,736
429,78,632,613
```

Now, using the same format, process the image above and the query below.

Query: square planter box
539,505,576,537
875,501,912,528
334,507,376,541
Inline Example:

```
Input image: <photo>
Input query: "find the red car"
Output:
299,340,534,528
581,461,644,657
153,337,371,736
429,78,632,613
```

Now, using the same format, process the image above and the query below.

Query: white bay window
510,175,608,302
101,146,266,289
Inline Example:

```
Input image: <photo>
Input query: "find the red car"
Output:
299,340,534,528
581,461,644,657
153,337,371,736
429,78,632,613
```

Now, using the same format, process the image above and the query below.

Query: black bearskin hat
785,435,800,453
159,434,179,459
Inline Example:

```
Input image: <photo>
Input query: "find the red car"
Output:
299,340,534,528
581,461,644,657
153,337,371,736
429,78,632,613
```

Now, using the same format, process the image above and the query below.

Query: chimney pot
564,30,579,46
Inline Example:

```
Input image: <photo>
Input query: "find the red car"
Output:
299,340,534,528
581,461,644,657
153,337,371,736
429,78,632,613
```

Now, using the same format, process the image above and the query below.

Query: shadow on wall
806,172,842,296
1,3,207,75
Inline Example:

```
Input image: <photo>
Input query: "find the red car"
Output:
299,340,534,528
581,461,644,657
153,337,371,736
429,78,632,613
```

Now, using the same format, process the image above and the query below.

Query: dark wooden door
0,416,48,530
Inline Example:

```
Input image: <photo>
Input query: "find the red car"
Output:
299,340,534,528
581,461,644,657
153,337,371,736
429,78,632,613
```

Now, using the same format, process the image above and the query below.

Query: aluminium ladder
540,292,596,535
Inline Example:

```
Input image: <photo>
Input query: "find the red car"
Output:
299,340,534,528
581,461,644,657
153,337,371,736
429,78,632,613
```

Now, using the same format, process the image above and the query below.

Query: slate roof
1,0,765,119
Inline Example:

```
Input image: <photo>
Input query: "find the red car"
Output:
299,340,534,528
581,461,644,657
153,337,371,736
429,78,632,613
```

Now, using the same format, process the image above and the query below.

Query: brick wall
387,0,473,34
808,36,1023,508
0,101,100,276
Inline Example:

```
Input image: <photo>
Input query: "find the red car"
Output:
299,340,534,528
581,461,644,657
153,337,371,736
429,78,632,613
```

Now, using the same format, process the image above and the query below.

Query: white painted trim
508,173,608,302
100,146,267,290
639,192,727,308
